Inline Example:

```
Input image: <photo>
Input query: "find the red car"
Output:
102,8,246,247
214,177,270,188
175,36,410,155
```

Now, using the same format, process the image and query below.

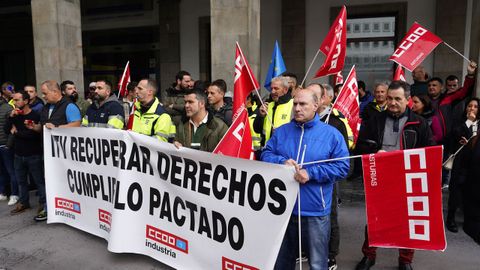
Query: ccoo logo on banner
44,127,298,269
362,146,446,251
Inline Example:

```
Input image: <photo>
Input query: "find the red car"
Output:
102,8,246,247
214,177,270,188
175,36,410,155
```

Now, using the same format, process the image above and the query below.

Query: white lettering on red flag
213,109,254,160
393,65,406,82
118,61,131,98
233,43,260,119
314,6,347,78
335,72,344,85
361,146,446,251
389,22,443,71
332,66,361,144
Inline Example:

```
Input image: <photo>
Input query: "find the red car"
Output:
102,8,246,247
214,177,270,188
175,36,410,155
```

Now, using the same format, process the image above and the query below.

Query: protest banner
44,127,298,269
362,146,446,251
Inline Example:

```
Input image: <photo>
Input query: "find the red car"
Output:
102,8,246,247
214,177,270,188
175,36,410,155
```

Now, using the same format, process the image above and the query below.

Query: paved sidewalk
0,182,478,270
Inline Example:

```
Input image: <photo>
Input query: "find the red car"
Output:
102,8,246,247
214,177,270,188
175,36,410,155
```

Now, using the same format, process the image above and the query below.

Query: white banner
44,127,298,270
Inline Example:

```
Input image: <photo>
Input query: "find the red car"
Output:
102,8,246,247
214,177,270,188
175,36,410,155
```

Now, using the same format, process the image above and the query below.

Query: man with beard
60,80,90,117
160,71,194,126
82,80,125,129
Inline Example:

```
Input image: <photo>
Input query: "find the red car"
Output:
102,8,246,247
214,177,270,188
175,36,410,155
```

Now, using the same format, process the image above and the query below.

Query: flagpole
300,49,321,87
443,42,470,62
236,42,274,127
117,61,130,99
325,65,355,123
300,154,363,167
296,144,307,270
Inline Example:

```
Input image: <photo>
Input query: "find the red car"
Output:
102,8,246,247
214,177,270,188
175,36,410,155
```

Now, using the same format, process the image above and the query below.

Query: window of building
344,16,396,88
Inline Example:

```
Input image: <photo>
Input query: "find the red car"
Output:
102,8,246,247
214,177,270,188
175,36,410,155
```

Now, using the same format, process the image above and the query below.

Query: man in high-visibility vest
82,80,125,129
253,76,293,147
131,79,175,142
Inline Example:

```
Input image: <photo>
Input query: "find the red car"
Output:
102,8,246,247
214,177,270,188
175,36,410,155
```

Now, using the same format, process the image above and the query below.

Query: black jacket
356,109,435,154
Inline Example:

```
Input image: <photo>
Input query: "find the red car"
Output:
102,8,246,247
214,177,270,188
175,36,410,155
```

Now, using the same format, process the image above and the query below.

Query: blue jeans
15,155,45,207
0,146,18,195
274,215,331,270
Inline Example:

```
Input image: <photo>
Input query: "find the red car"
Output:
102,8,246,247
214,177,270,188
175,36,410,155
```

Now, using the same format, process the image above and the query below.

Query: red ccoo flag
330,66,361,144
362,146,446,251
213,108,254,160
233,43,260,118
117,61,131,98
393,65,406,82
314,6,347,78
389,22,442,72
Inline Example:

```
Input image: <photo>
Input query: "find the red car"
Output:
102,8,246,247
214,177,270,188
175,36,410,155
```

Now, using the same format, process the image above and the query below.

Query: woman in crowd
411,94,443,143
446,97,479,233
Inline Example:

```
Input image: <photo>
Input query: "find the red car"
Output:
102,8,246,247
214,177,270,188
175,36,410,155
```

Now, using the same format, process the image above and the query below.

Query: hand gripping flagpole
300,49,321,88
236,42,274,127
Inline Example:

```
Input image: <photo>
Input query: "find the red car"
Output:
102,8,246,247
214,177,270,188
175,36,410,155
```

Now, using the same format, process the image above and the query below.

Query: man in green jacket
174,89,228,152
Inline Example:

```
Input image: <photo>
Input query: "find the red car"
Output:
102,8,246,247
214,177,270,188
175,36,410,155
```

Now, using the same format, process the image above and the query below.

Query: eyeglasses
89,87,96,90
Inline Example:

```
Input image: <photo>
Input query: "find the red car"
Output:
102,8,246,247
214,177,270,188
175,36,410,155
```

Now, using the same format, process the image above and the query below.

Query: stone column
31,0,84,94
210,0,260,95
433,0,468,80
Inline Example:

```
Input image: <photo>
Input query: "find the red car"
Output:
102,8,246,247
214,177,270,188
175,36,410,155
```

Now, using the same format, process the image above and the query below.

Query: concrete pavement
0,180,479,270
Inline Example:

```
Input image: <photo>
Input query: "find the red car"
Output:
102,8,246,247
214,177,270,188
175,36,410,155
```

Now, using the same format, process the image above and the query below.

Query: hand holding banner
362,146,446,251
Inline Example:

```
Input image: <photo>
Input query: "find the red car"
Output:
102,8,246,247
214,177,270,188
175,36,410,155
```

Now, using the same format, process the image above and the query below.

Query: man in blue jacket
262,89,349,270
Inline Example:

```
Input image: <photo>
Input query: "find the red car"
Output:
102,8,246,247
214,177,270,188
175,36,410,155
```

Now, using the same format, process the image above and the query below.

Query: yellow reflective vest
263,99,294,144
332,108,355,149
247,104,262,150
131,98,175,142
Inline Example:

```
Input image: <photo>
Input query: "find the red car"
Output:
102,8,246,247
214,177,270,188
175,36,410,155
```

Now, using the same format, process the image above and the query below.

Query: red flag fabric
392,66,413,108
335,72,344,85
213,108,254,160
314,6,347,78
362,146,446,251
389,22,443,72
233,43,260,117
118,61,131,98
126,98,137,130
393,65,406,82
331,66,361,144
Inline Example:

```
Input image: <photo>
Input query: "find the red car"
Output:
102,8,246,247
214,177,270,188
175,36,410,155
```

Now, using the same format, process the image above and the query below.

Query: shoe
34,209,47,222
7,195,19,206
399,263,413,270
355,257,375,270
10,203,30,215
328,258,338,270
0,194,7,201
37,204,45,214
442,184,449,189
446,219,458,233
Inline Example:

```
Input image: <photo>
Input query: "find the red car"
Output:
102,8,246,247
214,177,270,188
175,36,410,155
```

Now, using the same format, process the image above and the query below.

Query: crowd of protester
0,59,477,269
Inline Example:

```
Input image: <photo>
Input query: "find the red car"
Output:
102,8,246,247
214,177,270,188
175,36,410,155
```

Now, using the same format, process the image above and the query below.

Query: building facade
0,0,478,96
